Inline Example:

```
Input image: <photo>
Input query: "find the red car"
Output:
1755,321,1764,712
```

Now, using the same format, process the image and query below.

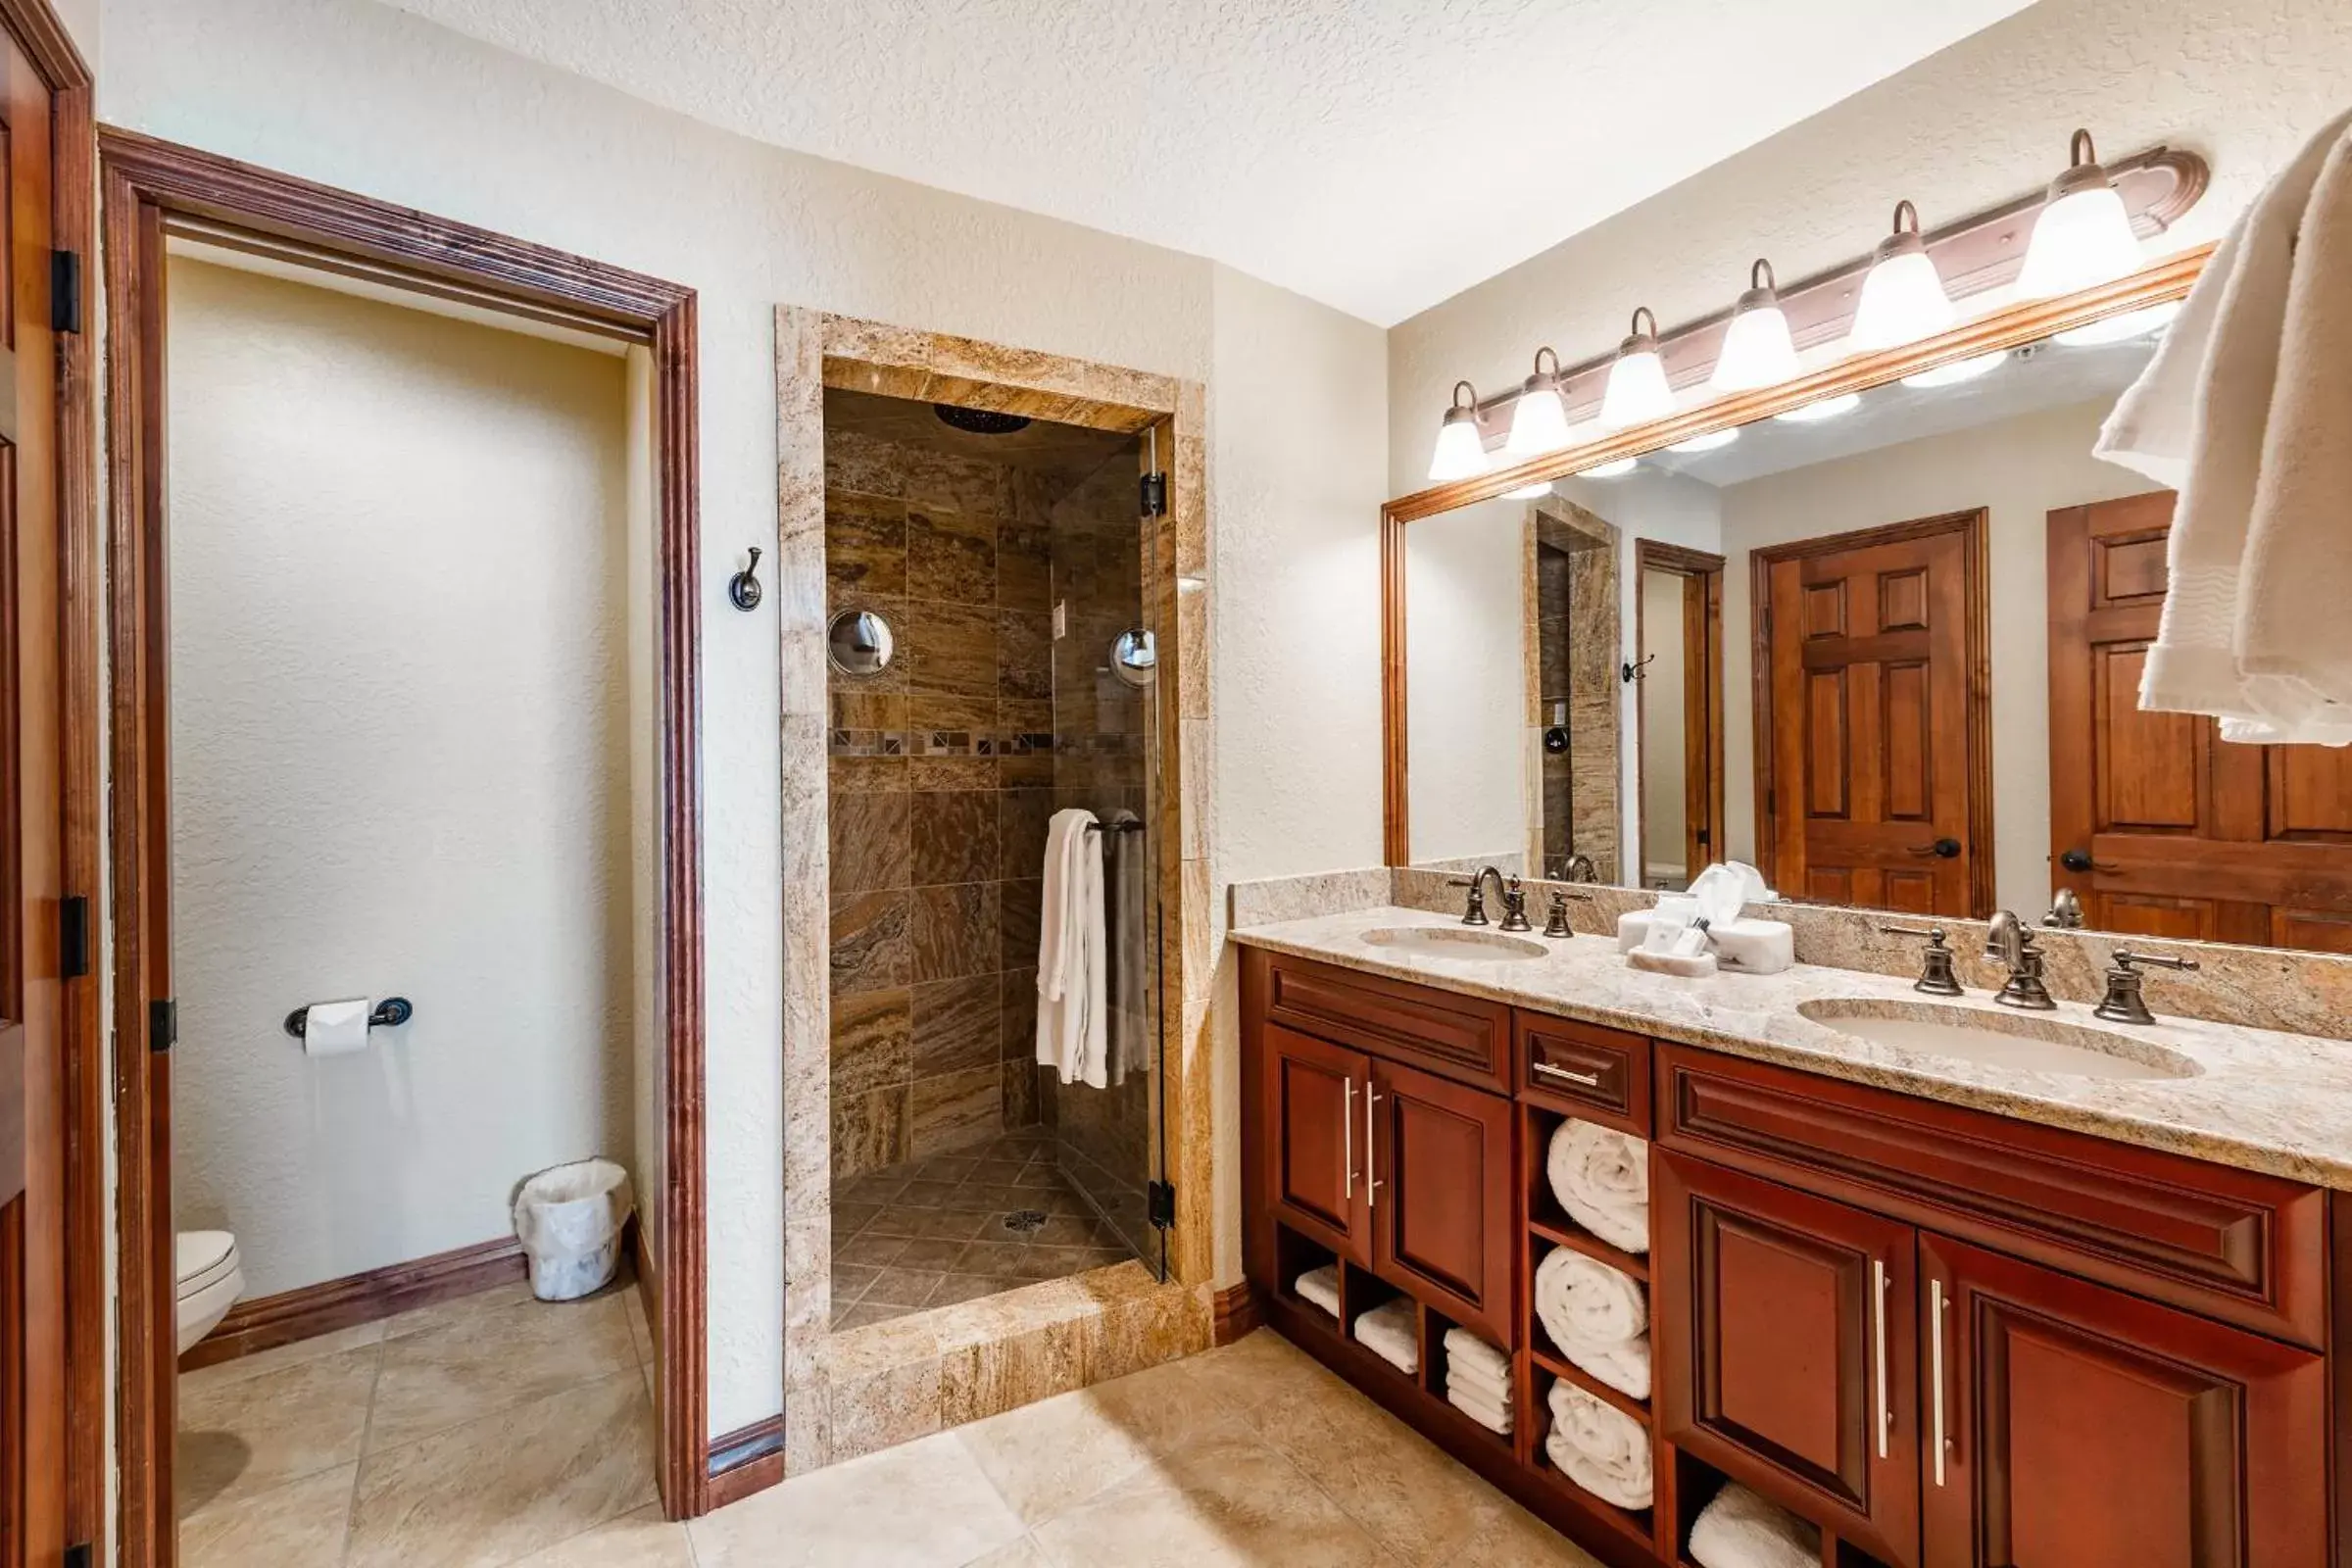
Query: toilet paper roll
302,998,373,1057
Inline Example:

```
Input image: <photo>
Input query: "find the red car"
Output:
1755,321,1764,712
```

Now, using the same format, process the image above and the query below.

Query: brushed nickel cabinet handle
1872,1258,1891,1460
1931,1278,1948,1487
1343,1078,1354,1200
1532,1060,1602,1088
1366,1089,1382,1209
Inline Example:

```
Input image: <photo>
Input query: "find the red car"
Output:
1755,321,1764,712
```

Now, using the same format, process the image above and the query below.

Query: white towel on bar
1444,1326,1510,1383
1294,1264,1340,1319
1036,808,1108,1086
1352,1297,1418,1375
1688,1482,1821,1568
1535,1248,1651,1400
2098,106,2352,745
1446,1380,1514,1436
1544,1380,1652,1511
1547,1119,1651,1255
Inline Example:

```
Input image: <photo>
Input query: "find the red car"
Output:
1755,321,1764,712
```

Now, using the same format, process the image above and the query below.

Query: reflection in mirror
1401,309,2352,955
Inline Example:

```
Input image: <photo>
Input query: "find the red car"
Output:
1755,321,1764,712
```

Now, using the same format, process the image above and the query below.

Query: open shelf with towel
1525,1360,1656,1559
1420,1301,1514,1452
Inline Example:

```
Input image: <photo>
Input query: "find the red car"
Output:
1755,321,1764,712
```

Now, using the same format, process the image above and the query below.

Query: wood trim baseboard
178,1236,527,1372
1211,1280,1262,1346
706,1414,787,1510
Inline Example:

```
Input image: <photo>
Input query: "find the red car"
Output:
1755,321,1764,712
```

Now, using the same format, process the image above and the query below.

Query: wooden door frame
1633,540,1724,887
1748,509,1994,917
91,128,710,1556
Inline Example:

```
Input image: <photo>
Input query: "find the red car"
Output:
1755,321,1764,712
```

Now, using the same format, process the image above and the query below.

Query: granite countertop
1231,905,2352,1190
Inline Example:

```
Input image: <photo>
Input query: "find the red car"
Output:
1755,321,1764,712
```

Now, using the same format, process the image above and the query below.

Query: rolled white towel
1446,1355,1511,1405
1543,1380,1652,1511
1688,1482,1820,1568
1444,1326,1510,1382
1295,1264,1340,1318
1534,1248,1651,1398
1352,1296,1418,1375
1446,1380,1514,1435
1547,1119,1650,1255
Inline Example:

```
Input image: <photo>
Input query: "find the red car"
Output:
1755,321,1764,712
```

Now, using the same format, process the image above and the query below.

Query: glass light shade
1773,392,1861,423
2019,133,2141,298
1667,428,1740,453
2054,300,2181,347
1576,457,1639,478
1711,304,1799,392
1505,480,1554,499
1427,379,1488,482
1901,352,2006,389
1503,384,1574,457
1599,309,1674,429
1851,250,1954,351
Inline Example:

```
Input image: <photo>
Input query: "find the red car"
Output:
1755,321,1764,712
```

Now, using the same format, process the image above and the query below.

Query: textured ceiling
374,0,2036,325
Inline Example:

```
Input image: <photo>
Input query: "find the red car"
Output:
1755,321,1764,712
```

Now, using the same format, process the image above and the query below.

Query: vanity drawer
1515,1012,1649,1136
1257,951,1510,1094
1656,1043,2328,1348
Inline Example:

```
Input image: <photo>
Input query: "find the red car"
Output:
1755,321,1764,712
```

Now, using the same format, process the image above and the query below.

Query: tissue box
1616,911,1793,974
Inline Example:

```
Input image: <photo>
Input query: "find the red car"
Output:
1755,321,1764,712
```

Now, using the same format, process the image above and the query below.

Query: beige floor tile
177,1462,357,1568
181,1321,389,1394
345,1370,656,1568
956,1356,1245,1526
1250,1369,1499,1568
505,1503,696,1568
1448,1491,1608,1568
688,1428,1025,1568
622,1286,655,1366
1029,1433,1392,1568
960,1539,1053,1568
1177,1329,1350,1422
368,1292,636,1451
176,1344,381,1516
381,1278,538,1341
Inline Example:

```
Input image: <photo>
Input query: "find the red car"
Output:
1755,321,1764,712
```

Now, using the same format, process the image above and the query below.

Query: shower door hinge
1147,1180,1176,1230
60,894,89,978
149,998,176,1053
51,249,81,334
1139,470,1167,517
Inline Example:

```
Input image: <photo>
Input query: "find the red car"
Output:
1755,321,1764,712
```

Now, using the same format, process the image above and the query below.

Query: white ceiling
375,0,2038,326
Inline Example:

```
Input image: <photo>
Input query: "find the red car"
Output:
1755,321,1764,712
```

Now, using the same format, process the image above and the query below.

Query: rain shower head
934,403,1031,435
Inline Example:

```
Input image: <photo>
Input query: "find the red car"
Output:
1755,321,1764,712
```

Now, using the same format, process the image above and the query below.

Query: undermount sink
1798,998,2202,1081
1359,925,1548,961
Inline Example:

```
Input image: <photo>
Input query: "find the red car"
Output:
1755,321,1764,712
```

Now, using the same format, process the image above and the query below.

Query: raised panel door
1920,1233,2325,1568
1260,1024,1369,1265
1370,1056,1515,1346
1656,1152,1920,1566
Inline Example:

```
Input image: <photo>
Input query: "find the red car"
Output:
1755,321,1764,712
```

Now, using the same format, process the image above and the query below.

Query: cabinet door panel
1657,1152,1919,1566
1261,1025,1369,1265
1372,1057,1516,1346
1921,1234,2325,1568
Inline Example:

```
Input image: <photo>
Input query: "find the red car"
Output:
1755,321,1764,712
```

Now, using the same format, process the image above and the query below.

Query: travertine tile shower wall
826,429,1059,1176
1534,503,1619,884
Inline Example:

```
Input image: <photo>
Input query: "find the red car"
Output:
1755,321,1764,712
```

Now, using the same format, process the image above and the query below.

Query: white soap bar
1626,946,1718,978
1616,911,1793,974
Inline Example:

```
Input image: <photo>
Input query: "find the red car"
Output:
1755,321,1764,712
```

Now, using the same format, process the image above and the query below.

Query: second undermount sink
1798,998,2202,1081
1359,925,1548,962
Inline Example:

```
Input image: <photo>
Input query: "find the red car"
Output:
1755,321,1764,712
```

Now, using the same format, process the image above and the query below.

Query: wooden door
1259,1025,1370,1265
2048,493,2352,951
1369,1056,1515,1346
0,25,63,1567
1656,1153,1920,1566
1757,513,1985,918
1920,1233,2324,1568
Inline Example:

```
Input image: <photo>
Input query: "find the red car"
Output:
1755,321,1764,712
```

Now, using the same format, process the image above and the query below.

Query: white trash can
514,1158,634,1301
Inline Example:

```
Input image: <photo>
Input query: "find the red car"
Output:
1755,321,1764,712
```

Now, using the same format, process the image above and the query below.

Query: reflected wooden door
0,23,64,1567
2048,493,2352,951
1757,512,1986,917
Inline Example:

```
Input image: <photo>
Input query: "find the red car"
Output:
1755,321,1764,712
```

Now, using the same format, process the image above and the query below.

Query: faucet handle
1449,877,1490,926
1497,875,1533,933
2112,948,2198,975
2094,948,2198,1024
1880,924,1964,997
1542,888,1591,939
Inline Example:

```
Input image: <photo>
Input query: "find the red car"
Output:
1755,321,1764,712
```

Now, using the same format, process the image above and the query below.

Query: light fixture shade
1505,480,1553,499
2018,130,2140,298
1504,347,1575,457
1427,379,1488,482
1667,428,1739,453
1576,457,1639,478
1710,260,1799,393
1600,308,1674,428
2053,300,2181,347
1901,351,2006,389
1850,202,1954,351
1773,392,1861,424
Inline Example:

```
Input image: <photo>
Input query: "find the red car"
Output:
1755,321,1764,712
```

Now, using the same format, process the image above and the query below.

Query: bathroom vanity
1237,911,2347,1568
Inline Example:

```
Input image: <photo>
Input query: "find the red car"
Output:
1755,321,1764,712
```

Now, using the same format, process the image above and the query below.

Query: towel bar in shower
1086,821,1146,834
283,997,415,1039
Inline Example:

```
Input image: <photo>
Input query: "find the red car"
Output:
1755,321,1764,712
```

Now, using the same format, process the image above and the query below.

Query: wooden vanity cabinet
1259,1023,1372,1266
1370,1055,1516,1345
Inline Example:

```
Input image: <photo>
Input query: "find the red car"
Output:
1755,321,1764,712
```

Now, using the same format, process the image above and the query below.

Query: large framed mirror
1383,237,2352,957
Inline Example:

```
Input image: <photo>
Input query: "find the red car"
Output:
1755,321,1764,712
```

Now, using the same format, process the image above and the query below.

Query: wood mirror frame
1379,243,2214,866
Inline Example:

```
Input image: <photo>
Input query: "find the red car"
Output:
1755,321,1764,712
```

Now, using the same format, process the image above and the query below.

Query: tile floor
832,1131,1140,1330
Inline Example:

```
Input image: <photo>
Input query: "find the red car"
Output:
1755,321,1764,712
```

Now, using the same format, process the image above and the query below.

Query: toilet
174,1231,244,1354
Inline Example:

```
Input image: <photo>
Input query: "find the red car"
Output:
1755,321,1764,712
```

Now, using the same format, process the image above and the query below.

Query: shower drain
1002,1209,1049,1235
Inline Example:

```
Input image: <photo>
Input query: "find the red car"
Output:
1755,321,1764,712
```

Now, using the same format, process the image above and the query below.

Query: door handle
1871,1258,1891,1459
1931,1277,1949,1487
1343,1078,1354,1200
2059,848,2121,873
1908,837,1962,858
1532,1060,1601,1088
1366,1088,1382,1210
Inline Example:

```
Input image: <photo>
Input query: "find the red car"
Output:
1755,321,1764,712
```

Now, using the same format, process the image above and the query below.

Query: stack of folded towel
1352,1296,1418,1376
1688,1482,1820,1568
1294,1264,1340,1320
1548,1118,1650,1254
1534,1247,1650,1400
1544,1380,1652,1509
1443,1328,1513,1436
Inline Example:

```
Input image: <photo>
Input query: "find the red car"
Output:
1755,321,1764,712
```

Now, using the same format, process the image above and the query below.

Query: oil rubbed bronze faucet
1454,865,1531,931
1984,910,2055,1009
2093,948,2200,1025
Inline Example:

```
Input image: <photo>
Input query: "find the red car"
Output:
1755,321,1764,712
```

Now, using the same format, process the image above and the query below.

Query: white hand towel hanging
2098,106,2352,745
1036,808,1109,1087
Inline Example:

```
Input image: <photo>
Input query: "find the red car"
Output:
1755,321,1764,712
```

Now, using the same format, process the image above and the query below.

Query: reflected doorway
1634,540,1725,891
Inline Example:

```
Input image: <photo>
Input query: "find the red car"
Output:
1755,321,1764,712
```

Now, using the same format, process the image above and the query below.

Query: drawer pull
1931,1278,1948,1487
1532,1060,1603,1088
1344,1078,1354,1199
1872,1258,1891,1460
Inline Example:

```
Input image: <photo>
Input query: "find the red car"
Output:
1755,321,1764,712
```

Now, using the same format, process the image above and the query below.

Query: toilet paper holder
283,997,415,1040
